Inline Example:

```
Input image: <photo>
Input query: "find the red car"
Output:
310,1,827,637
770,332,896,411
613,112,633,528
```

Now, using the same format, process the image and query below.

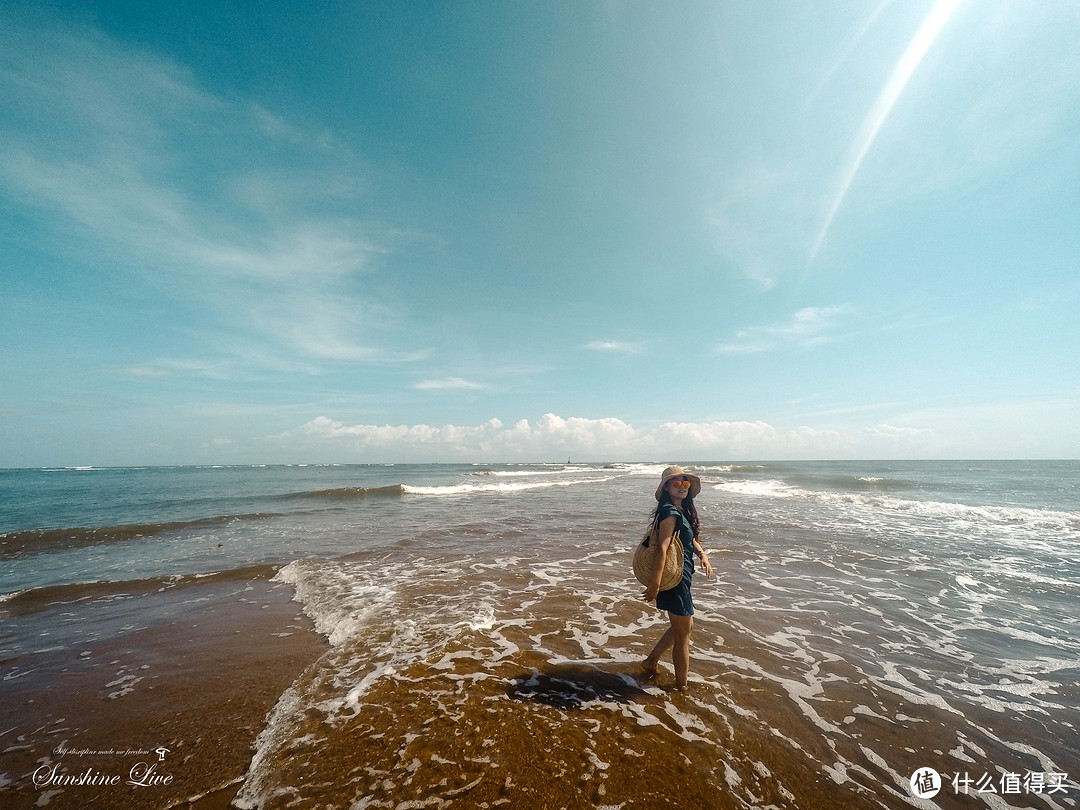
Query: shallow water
2,461,1078,807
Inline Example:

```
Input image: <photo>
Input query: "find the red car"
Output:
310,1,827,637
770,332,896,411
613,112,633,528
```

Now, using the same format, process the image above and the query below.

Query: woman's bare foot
640,660,659,679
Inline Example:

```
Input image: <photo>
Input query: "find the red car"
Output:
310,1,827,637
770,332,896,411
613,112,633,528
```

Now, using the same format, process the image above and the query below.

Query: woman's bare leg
669,614,693,689
642,625,675,675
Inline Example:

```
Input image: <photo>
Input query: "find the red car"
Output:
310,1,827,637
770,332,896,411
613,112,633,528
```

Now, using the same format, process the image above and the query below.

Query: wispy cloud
585,340,643,354
295,416,505,447
414,377,485,391
707,162,815,291
115,359,229,380
717,305,850,355
0,15,401,366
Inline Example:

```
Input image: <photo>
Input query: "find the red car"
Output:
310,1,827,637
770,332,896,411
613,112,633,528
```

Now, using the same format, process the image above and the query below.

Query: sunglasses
669,478,692,487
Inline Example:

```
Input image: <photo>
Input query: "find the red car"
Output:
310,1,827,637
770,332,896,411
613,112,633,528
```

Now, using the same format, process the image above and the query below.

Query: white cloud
277,411,945,460
292,413,641,456
862,423,938,442
486,414,641,456
717,305,850,354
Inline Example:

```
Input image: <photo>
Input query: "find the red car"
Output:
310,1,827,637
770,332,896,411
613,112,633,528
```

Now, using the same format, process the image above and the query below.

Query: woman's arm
642,515,678,602
693,538,713,577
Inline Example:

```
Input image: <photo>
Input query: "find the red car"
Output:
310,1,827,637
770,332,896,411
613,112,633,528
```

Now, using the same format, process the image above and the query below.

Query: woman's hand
642,586,659,603
699,553,713,577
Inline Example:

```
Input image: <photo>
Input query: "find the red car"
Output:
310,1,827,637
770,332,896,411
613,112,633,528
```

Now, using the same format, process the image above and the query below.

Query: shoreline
0,569,327,809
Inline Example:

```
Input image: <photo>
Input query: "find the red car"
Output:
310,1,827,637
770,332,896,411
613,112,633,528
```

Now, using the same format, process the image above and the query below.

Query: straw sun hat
655,466,701,501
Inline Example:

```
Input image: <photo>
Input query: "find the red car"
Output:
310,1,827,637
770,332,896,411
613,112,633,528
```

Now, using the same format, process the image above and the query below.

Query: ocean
1,461,1078,809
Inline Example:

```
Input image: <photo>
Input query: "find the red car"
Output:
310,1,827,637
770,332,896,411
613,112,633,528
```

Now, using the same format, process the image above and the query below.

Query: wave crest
403,476,616,496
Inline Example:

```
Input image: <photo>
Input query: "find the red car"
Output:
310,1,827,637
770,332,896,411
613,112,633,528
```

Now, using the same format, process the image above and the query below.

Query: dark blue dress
655,504,695,616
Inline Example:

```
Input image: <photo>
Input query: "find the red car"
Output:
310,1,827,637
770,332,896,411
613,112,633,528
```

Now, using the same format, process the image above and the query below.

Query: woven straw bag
632,524,684,592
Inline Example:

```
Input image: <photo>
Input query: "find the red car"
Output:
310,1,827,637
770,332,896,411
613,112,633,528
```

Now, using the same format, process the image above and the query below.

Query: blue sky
2,0,1078,465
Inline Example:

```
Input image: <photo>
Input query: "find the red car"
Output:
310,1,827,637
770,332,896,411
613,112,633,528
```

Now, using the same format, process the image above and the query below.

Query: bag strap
645,506,682,547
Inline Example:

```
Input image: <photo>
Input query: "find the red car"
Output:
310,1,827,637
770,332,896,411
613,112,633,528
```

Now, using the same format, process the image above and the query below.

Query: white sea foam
713,479,802,498
999,569,1080,590
273,560,396,647
713,479,1080,538
465,604,496,631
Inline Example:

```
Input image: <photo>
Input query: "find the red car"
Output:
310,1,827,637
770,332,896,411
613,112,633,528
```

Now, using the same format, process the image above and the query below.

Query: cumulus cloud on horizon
281,412,943,461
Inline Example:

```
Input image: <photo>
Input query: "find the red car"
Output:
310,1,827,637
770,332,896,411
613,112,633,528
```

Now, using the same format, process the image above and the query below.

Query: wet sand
4,557,1074,809
0,571,327,809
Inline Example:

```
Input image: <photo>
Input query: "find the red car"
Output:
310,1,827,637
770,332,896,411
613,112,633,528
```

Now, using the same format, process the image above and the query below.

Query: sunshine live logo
33,761,173,788
33,746,175,789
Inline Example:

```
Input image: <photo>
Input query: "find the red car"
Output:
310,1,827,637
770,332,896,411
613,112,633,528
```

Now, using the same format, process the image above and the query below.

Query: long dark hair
651,490,699,541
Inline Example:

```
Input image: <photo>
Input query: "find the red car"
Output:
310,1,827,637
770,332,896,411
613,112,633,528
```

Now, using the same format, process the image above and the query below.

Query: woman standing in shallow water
642,466,712,689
